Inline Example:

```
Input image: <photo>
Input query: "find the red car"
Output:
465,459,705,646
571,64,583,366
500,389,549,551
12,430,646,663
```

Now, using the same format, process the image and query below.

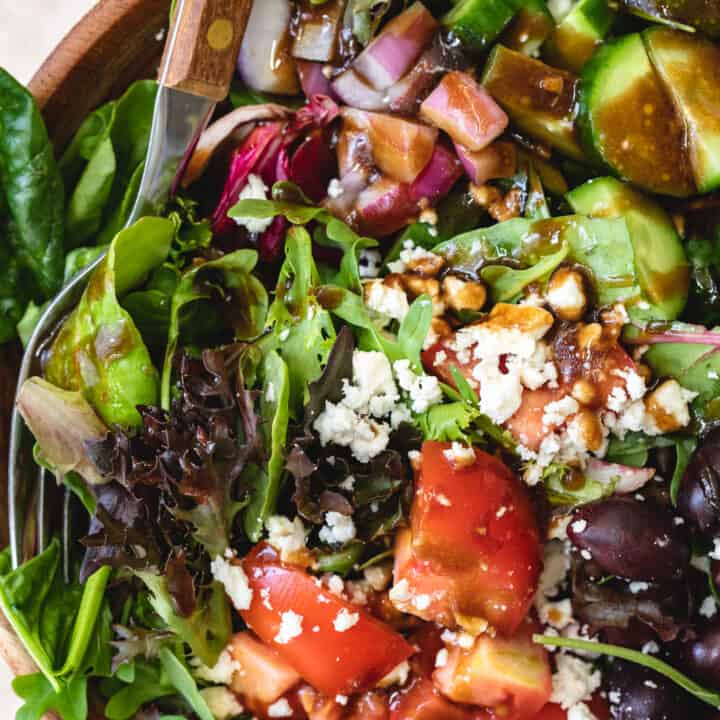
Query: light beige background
1,0,99,709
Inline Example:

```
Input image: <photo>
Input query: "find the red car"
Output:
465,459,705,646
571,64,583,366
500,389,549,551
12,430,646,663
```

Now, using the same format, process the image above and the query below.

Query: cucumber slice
502,0,555,56
543,0,616,72
481,45,584,160
577,33,695,197
566,176,689,321
644,28,720,194
443,0,519,52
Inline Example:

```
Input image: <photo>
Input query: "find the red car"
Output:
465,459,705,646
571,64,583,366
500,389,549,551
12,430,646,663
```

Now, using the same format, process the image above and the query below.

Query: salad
3,0,720,718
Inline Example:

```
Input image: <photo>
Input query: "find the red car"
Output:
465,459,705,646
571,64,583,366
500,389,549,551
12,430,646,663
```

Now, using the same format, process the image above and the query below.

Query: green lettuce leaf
44,217,173,427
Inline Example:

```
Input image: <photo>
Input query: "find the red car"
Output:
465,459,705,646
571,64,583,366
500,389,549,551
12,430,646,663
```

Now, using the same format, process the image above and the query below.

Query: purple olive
605,660,706,720
684,618,720,690
568,498,690,583
678,430,720,539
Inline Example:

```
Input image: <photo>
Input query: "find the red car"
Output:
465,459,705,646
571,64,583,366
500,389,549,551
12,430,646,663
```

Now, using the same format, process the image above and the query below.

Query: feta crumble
193,647,240,685
267,698,294,717
275,610,304,644
200,687,244,720
365,281,410,323
393,359,443,413
210,555,253,611
266,515,308,562
378,660,410,688
319,512,357,545
550,654,601,709
567,704,598,720
232,174,274,234
333,608,360,632
442,441,476,468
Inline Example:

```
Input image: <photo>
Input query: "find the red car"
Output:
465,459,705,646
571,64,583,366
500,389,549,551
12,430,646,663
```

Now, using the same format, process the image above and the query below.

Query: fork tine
36,467,51,555
62,488,72,584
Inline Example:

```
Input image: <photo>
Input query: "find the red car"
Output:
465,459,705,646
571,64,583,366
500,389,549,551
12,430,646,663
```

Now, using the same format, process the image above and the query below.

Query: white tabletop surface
1,1,99,711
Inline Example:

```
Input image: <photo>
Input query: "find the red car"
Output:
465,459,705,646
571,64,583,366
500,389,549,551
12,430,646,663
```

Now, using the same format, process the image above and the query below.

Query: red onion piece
332,69,387,111
627,326,720,347
353,1,438,90
356,178,418,237
238,0,300,95
292,0,346,63
292,94,340,133
183,104,290,187
297,61,338,101
212,122,284,235
259,216,289,263
409,143,463,204
585,458,655,495
421,71,509,152
454,140,517,185
342,108,438,184
385,45,446,115
324,166,371,219
337,128,373,178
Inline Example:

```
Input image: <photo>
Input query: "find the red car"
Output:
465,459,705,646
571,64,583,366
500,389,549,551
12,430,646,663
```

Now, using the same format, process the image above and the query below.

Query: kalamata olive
678,430,720,538
605,659,707,720
684,618,720,690
568,498,690,583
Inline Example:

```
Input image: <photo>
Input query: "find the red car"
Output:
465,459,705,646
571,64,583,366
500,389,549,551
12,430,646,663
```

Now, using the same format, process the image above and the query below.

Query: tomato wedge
392,442,541,635
390,678,471,720
241,544,414,698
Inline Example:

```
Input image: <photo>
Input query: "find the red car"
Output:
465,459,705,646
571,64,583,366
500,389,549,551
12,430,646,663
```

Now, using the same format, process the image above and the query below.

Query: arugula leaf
104,660,175,720
533,634,720,709
268,227,336,415
161,250,268,408
396,295,433,372
158,647,213,720
0,69,64,339
243,349,291,541
44,217,173,427
416,402,478,443
481,245,568,302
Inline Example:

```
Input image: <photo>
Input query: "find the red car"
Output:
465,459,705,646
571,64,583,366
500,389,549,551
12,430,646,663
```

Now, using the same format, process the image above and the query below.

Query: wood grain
162,0,251,100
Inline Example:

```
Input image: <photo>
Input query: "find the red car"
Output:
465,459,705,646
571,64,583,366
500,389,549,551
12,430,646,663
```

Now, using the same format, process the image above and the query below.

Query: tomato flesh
433,619,551,719
241,544,414,698
393,442,541,635
390,678,472,720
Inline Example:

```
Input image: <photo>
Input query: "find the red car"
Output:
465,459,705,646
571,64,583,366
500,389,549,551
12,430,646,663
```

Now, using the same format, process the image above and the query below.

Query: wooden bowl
0,0,168,683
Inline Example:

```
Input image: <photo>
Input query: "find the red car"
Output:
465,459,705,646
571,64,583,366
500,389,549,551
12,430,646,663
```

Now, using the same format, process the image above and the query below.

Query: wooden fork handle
161,0,252,101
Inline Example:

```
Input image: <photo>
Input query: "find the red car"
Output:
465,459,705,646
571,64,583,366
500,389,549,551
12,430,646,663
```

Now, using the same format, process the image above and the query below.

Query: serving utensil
8,0,250,569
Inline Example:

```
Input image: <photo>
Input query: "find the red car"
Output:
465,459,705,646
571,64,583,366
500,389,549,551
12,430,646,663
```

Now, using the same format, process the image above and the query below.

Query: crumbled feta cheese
628,581,650,594
359,249,382,279
543,396,580,429
538,598,574,629
387,240,442,274
442,441,476,469
700,595,717,619
232,174,273,234
327,178,344,199
346,351,400,416
267,698,294,717
200,687,244,720
550,654,601,709
364,564,391,591
210,555,253,611
389,578,411,604
571,520,587,534
393,359,443,413
547,271,586,319
644,379,697,433
378,660,410,687
642,641,660,655
335,694,349,706
413,594,432,611
333,608,360,632
710,538,720,561
275,610,304,644
327,574,345,597
567,704,598,720
365,281,410,323
435,648,449,668
319,512,357,545
193,647,240,685
339,475,355,491
266,515,307,562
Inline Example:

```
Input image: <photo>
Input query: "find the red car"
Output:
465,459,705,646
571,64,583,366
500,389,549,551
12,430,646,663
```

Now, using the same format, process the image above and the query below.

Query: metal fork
8,0,251,569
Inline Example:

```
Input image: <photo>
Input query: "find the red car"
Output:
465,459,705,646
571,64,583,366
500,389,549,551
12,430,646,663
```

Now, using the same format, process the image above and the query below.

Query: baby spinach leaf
60,80,157,246
161,249,268,408
13,672,88,720
243,349,291,541
0,69,63,341
44,217,172,427
103,660,175,720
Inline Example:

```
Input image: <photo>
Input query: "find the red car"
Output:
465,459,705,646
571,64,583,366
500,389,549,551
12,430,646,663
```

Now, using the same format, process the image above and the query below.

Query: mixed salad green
4,1,720,719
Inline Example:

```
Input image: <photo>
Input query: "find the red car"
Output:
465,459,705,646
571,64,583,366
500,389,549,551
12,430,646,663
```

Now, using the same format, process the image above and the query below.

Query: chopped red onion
353,1,438,90
292,0,346,63
385,45,446,115
238,0,300,95
586,459,655,495
297,61,338,101
409,143,463,204
332,69,387,111
356,177,417,237
454,140,517,185
421,71,509,151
